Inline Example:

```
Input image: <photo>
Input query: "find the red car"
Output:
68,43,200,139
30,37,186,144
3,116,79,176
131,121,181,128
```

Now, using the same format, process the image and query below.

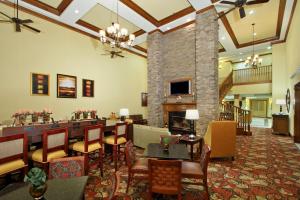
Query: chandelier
99,0,135,49
245,23,262,68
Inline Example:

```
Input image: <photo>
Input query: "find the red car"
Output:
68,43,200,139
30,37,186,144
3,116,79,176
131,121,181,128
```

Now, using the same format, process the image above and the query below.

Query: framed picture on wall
30,73,49,96
57,74,77,98
141,92,148,107
82,79,94,97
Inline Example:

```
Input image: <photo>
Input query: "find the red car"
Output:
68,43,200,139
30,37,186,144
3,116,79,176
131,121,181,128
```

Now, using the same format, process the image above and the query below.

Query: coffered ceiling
0,0,297,60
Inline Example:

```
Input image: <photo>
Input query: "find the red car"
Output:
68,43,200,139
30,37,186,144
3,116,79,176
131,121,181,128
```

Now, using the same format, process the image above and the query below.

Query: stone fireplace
147,8,219,136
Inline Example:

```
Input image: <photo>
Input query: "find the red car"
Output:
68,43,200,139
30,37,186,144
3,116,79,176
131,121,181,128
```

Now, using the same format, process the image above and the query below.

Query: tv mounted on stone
169,79,191,95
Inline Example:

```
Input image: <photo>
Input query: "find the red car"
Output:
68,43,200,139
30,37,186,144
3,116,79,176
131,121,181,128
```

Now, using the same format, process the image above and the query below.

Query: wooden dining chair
69,124,104,176
0,134,28,177
29,128,68,173
125,140,148,193
104,122,128,171
148,159,182,200
181,144,211,197
48,156,85,179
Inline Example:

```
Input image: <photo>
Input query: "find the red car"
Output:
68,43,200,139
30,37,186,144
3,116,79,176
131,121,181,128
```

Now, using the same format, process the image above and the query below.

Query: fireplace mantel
162,102,196,125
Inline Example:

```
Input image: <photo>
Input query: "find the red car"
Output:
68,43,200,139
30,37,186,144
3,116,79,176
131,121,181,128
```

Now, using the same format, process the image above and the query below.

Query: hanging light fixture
245,23,262,68
99,0,135,49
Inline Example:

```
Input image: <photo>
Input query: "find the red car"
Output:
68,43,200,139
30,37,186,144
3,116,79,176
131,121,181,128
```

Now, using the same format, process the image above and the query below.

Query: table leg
191,144,194,161
199,139,203,156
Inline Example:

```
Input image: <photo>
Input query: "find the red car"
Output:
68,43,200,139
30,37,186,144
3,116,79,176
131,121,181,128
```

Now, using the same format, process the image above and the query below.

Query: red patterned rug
85,128,300,199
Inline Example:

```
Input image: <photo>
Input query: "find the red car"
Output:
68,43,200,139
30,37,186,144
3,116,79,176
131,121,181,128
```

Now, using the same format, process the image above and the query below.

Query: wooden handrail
220,103,252,136
233,65,272,85
219,71,233,102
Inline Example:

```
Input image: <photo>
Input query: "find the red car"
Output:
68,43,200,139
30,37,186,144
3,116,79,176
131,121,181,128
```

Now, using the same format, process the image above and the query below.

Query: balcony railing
233,65,272,85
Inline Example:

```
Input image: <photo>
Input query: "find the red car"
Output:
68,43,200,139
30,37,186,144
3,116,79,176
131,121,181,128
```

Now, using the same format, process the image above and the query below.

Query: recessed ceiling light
267,46,271,50
74,9,79,14
249,10,254,15
239,52,243,55
167,27,170,30
239,58,243,61
253,32,257,36
186,18,191,22
221,36,226,40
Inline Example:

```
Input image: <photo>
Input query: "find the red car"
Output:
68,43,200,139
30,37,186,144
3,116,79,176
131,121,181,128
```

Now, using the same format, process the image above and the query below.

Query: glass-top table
144,143,190,160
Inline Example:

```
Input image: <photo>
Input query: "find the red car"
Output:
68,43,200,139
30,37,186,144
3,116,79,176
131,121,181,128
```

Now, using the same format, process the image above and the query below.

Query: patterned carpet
85,128,300,199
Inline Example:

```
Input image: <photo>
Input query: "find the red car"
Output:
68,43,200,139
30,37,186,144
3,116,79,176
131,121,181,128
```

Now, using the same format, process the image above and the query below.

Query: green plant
24,167,47,189
162,137,171,145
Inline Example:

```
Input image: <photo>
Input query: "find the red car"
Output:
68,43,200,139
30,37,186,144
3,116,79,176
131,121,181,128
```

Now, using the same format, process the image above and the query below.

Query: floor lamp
185,109,199,139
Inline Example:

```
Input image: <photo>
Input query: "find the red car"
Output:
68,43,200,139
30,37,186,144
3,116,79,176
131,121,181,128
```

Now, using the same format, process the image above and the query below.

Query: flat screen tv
170,80,191,95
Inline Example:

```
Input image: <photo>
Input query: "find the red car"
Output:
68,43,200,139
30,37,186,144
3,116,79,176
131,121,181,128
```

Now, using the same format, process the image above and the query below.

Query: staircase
219,71,233,103
220,103,252,136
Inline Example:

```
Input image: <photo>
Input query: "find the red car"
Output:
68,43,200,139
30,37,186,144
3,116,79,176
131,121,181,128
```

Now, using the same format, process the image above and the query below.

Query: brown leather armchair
204,121,237,160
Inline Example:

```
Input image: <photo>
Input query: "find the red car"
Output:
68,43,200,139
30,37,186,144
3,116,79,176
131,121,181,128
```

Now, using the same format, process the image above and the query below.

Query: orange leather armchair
204,121,237,159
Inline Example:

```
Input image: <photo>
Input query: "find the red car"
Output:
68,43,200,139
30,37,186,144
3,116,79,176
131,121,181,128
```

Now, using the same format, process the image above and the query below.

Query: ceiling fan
0,0,41,33
102,50,125,58
217,0,269,19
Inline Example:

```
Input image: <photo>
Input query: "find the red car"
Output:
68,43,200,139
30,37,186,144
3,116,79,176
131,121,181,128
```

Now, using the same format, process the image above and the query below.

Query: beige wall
0,4,147,122
219,61,232,84
230,83,272,95
272,43,288,113
272,1,300,136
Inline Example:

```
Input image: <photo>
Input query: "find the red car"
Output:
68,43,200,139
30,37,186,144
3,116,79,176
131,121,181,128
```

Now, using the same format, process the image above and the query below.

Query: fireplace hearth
168,111,192,135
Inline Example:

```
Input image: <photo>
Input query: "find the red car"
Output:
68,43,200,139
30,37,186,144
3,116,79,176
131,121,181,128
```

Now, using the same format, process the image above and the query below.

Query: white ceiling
0,0,296,60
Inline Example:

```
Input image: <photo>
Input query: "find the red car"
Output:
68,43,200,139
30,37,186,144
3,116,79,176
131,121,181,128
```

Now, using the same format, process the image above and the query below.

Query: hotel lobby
0,0,300,199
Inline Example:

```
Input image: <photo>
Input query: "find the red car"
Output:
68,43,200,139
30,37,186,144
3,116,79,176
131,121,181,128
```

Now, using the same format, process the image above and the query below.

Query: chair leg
126,172,132,193
203,179,209,199
113,145,118,171
42,163,48,175
99,149,103,177
23,166,28,178
84,154,89,175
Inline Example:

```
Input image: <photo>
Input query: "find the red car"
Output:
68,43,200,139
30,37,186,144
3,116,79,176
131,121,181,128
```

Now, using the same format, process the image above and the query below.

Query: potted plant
24,167,47,200
82,110,89,119
90,110,97,119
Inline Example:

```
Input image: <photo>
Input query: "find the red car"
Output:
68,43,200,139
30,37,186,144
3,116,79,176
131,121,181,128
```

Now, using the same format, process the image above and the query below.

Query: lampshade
119,108,129,116
185,109,199,120
276,99,286,105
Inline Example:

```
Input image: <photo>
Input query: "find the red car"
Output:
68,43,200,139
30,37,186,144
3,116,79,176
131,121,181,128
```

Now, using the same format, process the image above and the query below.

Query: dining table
0,176,88,200
144,143,190,160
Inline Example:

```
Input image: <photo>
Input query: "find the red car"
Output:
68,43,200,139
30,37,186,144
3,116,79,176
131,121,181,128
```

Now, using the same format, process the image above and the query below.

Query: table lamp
119,108,129,121
276,99,286,114
185,109,199,139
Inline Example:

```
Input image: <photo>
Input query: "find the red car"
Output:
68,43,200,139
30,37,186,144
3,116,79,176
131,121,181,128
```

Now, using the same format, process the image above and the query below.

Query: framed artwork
30,73,49,96
82,79,94,97
141,92,148,107
57,74,77,98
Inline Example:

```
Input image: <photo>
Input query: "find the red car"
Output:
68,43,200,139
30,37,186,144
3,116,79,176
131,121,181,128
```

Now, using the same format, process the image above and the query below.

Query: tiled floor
251,117,272,128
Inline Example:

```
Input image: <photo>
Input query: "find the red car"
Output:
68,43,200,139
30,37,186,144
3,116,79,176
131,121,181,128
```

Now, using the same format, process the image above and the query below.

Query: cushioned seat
105,136,127,145
69,141,101,153
0,159,26,175
132,158,148,172
181,161,203,178
30,149,67,163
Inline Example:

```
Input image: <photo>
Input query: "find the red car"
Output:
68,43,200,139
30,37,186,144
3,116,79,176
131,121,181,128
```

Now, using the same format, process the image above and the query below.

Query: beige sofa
133,124,170,149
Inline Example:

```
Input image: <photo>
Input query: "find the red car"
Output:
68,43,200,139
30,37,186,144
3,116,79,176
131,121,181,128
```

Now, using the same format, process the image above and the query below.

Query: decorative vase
43,114,50,123
18,115,26,125
91,112,96,119
29,184,47,200
75,113,80,120
32,114,38,123
83,112,88,119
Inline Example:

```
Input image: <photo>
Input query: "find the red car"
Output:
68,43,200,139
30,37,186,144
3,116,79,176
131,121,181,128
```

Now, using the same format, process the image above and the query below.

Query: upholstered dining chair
0,134,28,177
69,124,104,176
104,122,128,171
148,159,182,200
125,140,148,193
181,144,211,197
29,128,68,173
48,156,85,179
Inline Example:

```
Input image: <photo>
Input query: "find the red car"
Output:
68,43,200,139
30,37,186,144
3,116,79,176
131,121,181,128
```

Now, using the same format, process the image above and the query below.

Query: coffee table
180,135,203,161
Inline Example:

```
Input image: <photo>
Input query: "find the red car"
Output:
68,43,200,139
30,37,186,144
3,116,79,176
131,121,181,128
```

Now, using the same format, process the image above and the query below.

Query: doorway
250,99,268,118
294,82,300,143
